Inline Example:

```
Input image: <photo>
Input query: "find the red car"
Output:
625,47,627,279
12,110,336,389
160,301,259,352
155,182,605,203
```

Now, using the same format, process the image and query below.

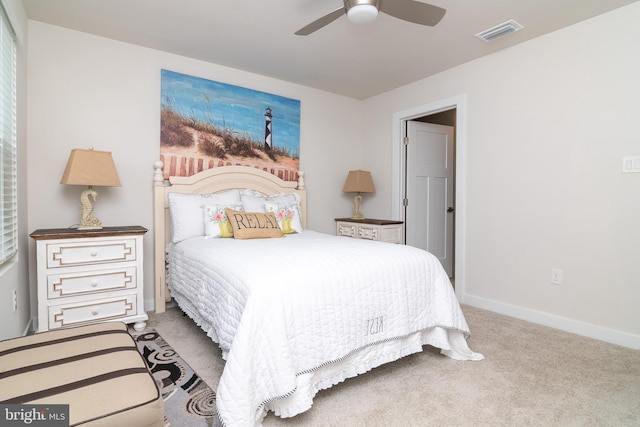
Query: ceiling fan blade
380,0,446,27
295,7,345,35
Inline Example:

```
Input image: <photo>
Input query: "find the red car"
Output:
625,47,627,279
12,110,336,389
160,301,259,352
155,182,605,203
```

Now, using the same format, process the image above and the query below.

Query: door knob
447,207,455,213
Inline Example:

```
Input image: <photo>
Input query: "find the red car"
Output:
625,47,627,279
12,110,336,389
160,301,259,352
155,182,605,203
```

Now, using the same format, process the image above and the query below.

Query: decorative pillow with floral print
203,204,242,238
168,189,241,242
264,202,304,234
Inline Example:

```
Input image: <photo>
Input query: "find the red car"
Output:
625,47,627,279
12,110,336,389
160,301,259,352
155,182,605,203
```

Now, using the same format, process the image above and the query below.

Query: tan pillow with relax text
225,208,284,239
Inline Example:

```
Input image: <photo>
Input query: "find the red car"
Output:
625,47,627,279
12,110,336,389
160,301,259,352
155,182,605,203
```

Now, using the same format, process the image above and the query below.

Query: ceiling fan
295,0,446,36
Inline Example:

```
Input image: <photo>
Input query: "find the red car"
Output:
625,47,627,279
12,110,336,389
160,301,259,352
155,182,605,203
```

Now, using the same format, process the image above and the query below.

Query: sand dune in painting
160,107,299,180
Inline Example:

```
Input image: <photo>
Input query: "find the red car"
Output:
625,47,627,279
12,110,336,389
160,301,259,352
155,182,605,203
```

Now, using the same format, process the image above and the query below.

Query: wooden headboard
152,161,306,313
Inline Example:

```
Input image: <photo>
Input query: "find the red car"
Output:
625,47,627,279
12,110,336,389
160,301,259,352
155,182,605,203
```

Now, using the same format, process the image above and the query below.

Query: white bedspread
168,231,483,427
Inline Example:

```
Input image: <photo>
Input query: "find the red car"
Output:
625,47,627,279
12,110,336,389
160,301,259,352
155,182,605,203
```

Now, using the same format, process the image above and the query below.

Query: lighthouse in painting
264,106,272,151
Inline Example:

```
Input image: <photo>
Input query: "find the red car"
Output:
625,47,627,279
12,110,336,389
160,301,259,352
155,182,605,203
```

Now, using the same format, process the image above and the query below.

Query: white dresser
335,218,404,244
30,226,148,332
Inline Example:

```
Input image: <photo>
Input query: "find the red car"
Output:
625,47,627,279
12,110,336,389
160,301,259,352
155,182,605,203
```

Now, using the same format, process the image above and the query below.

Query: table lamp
343,170,375,220
60,148,121,230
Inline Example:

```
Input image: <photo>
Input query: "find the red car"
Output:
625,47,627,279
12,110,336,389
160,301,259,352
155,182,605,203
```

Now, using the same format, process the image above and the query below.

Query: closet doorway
405,111,456,277
392,95,466,294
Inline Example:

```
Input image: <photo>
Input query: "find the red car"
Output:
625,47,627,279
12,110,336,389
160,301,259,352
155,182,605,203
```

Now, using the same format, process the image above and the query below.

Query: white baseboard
462,294,640,350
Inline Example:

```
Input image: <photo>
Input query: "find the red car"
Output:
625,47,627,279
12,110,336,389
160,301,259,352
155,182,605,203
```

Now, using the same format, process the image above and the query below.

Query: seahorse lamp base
78,187,103,230
351,193,366,220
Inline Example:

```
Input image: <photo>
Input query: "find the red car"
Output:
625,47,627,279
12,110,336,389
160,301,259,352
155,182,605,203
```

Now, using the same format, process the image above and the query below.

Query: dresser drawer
47,267,137,299
48,295,137,329
46,239,137,268
337,223,357,238
358,225,378,241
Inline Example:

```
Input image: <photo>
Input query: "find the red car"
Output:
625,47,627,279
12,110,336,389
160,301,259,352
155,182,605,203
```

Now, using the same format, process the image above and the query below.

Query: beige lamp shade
342,170,375,194
343,170,375,220
61,148,121,230
60,148,121,187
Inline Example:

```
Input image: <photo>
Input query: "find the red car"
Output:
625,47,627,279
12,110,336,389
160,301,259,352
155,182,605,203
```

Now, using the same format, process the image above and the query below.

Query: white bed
153,163,483,426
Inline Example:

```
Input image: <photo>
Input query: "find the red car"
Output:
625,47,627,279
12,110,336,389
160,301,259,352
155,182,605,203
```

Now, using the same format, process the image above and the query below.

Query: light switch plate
622,155,640,173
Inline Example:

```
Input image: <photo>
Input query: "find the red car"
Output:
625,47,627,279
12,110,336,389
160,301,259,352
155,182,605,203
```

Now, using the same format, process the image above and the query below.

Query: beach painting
160,69,300,181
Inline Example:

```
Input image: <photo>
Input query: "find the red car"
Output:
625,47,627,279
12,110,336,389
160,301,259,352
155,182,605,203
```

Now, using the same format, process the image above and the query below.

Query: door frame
391,94,467,301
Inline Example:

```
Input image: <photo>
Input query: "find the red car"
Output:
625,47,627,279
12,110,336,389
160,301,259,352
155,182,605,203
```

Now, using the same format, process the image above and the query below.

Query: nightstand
335,218,404,244
30,226,148,332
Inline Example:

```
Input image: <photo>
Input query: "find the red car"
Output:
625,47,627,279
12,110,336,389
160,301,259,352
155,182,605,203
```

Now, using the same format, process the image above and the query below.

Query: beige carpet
146,305,640,426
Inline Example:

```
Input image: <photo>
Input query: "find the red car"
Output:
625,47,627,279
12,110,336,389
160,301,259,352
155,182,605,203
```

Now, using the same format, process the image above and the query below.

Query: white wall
362,3,640,347
25,21,363,318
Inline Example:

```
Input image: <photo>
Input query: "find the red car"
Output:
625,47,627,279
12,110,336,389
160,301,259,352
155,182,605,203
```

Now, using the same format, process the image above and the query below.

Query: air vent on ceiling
475,20,523,42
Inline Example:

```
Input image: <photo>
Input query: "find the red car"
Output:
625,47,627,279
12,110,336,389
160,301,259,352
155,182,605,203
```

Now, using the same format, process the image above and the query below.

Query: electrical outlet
550,268,563,285
12,289,17,312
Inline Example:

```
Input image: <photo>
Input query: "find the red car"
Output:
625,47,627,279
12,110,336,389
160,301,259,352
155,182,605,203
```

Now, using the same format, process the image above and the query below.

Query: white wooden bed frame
152,161,306,313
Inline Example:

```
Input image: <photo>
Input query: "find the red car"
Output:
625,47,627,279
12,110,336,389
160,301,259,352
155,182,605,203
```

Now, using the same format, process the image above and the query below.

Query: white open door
405,121,455,276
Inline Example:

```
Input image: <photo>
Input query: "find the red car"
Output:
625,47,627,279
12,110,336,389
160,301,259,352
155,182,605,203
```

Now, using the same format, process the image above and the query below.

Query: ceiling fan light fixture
295,0,444,36
347,4,378,24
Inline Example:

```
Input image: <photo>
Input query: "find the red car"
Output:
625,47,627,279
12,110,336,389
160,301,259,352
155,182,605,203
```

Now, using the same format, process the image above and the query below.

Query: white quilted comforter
168,231,483,426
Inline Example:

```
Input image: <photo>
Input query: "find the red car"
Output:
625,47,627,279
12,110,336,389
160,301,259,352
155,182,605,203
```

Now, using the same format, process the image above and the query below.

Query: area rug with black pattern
132,329,221,427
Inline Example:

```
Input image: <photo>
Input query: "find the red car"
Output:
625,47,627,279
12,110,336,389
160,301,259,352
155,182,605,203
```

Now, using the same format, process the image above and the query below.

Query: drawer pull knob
91,309,99,316
90,250,98,257
90,281,99,288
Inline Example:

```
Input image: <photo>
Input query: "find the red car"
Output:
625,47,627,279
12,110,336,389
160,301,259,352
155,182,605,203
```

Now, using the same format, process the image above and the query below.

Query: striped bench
0,322,163,426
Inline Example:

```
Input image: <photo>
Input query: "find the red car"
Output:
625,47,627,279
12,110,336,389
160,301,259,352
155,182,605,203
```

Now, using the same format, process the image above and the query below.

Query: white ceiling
22,0,639,99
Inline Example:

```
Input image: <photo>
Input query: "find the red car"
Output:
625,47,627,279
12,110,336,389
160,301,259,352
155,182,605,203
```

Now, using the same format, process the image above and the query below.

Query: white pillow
240,193,268,213
269,192,300,205
203,204,242,238
264,201,304,234
240,192,300,213
240,189,263,196
168,189,241,242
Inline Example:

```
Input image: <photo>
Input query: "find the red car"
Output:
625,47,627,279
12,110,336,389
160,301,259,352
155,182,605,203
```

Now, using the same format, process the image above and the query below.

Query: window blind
0,4,17,265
